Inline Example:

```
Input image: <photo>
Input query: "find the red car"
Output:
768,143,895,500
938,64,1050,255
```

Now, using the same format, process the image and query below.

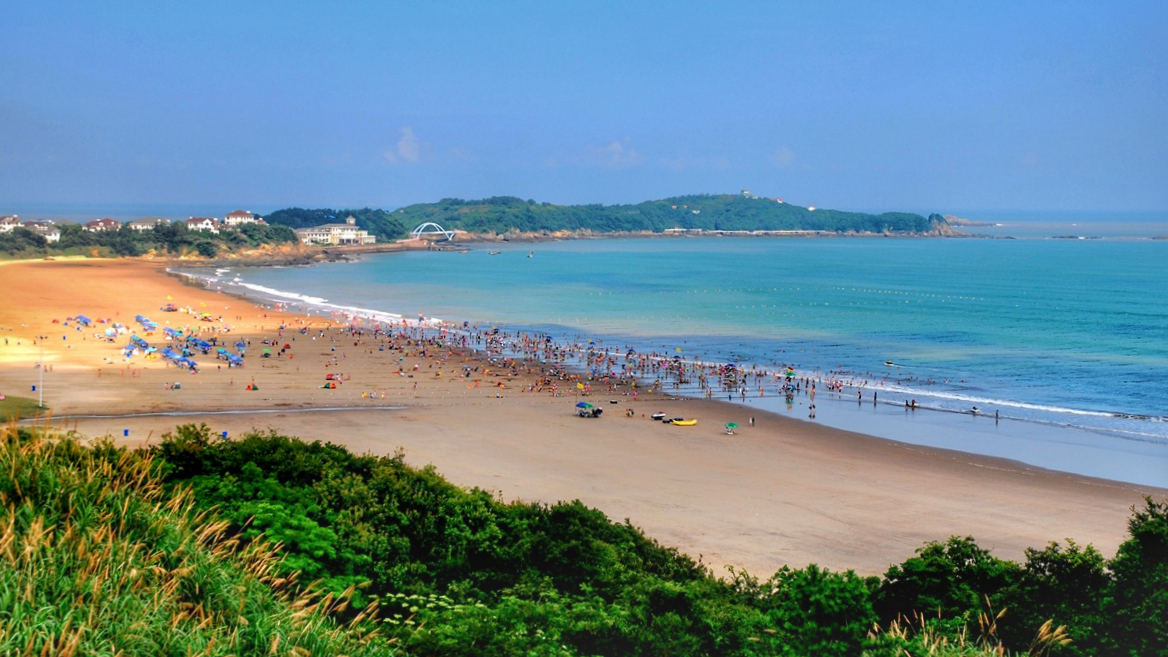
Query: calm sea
178,218,1168,488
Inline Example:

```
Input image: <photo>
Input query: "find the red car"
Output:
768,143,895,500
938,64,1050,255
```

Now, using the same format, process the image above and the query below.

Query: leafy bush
141,426,1168,657
0,425,397,656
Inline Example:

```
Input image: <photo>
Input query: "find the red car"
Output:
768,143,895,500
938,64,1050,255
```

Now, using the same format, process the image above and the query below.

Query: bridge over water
411,222,456,241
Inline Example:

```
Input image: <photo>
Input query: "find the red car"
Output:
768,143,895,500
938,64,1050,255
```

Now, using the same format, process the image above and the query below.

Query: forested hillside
264,194,947,240
0,221,298,258
391,195,945,236
263,207,408,243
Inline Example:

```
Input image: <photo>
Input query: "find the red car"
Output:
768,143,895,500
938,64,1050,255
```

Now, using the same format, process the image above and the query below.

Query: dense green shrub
144,425,1166,656
0,425,398,656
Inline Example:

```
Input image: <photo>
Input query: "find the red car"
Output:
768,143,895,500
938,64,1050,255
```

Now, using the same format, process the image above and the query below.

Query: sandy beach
1,258,1161,577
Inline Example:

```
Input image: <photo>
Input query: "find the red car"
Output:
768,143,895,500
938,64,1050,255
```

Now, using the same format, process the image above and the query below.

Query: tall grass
0,423,397,656
865,605,1071,657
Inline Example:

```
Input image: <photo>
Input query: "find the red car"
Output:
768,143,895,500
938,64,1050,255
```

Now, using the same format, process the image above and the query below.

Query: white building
0,215,21,233
127,218,169,232
23,221,61,243
185,217,220,233
223,210,261,227
295,216,376,246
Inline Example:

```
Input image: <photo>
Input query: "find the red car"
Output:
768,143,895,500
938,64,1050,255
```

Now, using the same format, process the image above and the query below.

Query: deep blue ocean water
179,224,1168,488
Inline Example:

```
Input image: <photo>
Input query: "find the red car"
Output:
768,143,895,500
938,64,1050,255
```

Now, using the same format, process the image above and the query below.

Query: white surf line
22,406,408,422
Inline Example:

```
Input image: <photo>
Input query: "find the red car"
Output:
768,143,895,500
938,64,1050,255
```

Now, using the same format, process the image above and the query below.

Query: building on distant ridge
295,216,376,246
83,218,120,232
0,215,22,233
127,218,169,232
185,217,220,233
223,210,262,227
23,220,61,243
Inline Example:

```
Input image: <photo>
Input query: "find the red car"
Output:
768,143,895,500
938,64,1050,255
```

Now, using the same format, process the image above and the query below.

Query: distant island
266,192,955,243
0,193,955,260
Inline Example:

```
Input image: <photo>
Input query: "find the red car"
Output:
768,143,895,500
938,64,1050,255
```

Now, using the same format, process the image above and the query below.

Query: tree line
385,195,945,236
0,221,299,258
261,195,947,240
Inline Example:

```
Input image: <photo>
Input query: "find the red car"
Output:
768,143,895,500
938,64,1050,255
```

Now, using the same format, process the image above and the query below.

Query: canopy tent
75,315,92,326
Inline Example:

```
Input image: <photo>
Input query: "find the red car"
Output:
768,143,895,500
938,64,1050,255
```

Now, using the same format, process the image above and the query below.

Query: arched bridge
411,222,456,241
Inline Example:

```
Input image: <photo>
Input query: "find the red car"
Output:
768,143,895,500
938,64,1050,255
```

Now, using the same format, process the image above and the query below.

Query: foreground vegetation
4,423,1165,656
0,425,395,656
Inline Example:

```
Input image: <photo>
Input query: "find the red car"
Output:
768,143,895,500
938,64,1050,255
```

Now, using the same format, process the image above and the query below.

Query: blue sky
2,1,1165,215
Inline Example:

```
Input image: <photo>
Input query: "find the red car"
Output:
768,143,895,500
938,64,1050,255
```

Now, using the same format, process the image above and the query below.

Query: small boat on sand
670,419,697,427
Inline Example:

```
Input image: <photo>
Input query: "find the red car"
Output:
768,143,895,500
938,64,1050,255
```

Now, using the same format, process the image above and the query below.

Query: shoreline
177,252,1168,490
1,258,1163,578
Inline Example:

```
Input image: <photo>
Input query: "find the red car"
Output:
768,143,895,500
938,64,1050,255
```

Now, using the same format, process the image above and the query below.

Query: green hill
264,194,949,241
390,194,947,236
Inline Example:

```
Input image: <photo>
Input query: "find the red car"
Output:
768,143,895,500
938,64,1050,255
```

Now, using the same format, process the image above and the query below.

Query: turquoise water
182,233,1168,488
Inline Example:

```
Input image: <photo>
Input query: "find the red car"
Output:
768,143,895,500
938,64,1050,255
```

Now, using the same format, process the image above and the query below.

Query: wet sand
1,259,1161,576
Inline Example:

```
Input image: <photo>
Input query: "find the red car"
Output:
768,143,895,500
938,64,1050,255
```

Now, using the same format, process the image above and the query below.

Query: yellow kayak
671,419,697,427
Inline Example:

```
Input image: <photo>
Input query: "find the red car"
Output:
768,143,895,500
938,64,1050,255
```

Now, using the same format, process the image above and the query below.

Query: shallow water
178,229,1168,488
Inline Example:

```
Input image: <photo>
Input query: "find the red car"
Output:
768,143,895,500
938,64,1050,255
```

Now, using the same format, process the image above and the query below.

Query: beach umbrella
725,422,739,428
576,402,594,409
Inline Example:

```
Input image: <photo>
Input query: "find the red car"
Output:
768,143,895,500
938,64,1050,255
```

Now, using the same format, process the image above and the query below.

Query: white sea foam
235,282,329,306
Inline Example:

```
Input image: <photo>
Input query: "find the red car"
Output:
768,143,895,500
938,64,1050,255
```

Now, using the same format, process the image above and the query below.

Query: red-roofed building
23,221,61,243
84,218,120,232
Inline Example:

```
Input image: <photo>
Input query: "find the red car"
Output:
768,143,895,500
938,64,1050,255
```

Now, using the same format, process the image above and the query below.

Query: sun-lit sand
0,258,1161,577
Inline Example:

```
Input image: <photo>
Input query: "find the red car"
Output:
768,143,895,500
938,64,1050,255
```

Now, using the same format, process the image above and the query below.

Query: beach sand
1,259,1161,577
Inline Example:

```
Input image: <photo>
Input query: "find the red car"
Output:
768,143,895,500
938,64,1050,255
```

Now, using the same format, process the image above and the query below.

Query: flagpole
37,335,46,408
